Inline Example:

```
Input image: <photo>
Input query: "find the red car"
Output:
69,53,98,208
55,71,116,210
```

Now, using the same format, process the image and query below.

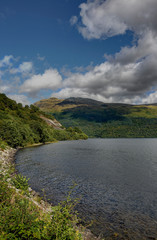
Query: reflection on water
16,139,157,239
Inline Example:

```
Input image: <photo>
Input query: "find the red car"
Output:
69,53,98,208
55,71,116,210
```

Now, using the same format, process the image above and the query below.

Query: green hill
0,94,88,148
34,97,157,138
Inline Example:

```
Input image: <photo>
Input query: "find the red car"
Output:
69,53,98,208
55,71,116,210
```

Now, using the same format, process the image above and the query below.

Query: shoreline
13,140,157,240
0,147,51,212
0,146,99,240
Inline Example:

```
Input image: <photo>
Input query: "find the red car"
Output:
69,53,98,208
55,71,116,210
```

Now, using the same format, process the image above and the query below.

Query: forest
35,97,157,138
0,94,88,148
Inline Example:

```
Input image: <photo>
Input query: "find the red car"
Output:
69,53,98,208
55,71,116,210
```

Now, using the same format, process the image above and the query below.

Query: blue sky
0,0,157,105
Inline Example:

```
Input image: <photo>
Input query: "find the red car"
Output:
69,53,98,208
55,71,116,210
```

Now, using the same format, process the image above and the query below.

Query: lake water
15,138,157,239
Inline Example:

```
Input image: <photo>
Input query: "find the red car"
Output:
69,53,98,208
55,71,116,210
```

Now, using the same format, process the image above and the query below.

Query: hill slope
34,97,157,138
0,94,88,148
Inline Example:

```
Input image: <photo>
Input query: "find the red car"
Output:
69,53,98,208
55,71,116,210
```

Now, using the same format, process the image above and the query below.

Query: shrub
12,174,29,191
0,138,8,150
50,194,82,240
0,175,83,240
0,120,23,147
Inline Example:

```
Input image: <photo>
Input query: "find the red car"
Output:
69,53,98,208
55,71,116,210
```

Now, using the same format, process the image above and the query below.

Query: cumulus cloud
52,58,157,103
141,91,157,104
52,30,157,103
55,21,156,103
10,61,33,74
7,94,30,106
20,68,62,95
76,0,157,40
111,31,157,65
18,62,33,73
60,0,157,104
0,55,13,68
52,87,112,103
1,1,157,105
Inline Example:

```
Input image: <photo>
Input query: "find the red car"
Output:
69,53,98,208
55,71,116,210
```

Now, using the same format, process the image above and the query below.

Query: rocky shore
0,147,100,240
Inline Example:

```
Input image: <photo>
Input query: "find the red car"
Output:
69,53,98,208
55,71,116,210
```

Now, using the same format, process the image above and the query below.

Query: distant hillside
34,97,157,138
0,94,88,148
34,97,104,112
34,97,64,112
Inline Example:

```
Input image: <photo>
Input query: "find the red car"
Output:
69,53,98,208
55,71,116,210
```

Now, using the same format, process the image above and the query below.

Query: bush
0,94,88,147
0,120,23,147
0,138,8,150
50,196,82,240
12,174,29,191
0,175,83,240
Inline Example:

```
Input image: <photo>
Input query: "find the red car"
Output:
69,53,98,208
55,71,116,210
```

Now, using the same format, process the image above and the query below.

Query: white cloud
0,85,11,93
112,31,157,65
20,68,62,94
70,16,78,26
59,0,157,104
1,0,157,106
77,0,157,39
141,91,157,104
19,62,33,73
7,94,30,106
0,55,13,68
52,87,114,103
10,61,33,74
51,48,157,104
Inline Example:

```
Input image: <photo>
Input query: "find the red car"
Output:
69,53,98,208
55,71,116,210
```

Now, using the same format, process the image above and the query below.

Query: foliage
52,128,88,141
34,96,157,138
12,174,29,191
0,94,87,239
50,194,82,240
0,138,8,150
0,94,88,148
56,115,157,138
50,100,157,138
0,174,82,240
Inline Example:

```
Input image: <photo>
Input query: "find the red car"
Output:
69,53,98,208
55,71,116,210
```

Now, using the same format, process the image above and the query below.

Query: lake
15,138,157,239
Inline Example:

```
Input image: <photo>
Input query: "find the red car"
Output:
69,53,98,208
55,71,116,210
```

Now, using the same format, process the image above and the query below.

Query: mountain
34,97,132,111
34,97,157,138
0,94,88,148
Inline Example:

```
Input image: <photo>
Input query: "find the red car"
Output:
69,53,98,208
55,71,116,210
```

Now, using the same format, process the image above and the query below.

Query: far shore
22,140,58,148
